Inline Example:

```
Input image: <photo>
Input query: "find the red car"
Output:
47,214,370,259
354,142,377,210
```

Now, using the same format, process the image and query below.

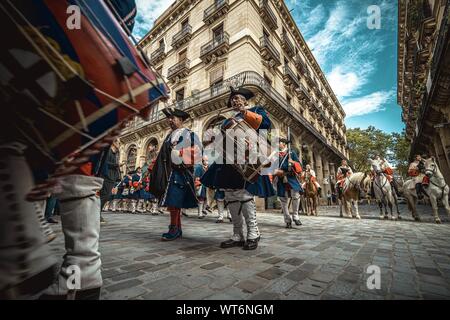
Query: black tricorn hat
227,86,255,107
162,107,190,121
279,138,290,144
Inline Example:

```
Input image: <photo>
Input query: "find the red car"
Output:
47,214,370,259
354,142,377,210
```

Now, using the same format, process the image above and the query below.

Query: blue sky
133,0,403,133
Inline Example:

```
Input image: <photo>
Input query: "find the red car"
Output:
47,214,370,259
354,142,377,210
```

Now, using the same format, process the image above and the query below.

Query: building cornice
272,0,346,117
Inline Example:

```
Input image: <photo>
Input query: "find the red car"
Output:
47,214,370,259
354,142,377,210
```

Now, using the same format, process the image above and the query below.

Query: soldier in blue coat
194,157,210,219
273,138,303,228
129,167,142,213
150,108,202,241
201,87,275,250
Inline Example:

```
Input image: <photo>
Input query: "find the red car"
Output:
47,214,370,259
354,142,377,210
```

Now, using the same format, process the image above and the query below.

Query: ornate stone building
118,0,349,206
398,0,450,182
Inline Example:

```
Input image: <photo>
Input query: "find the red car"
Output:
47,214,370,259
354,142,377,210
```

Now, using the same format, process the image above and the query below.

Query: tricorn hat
227,86,255,108
162,107,190,121
279,138,290,144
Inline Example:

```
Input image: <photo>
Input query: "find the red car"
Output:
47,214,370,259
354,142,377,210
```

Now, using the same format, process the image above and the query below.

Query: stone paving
48,203,450,300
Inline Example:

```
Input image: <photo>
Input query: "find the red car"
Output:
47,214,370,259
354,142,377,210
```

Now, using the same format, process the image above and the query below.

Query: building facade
118,0,349,207
398,0,450,182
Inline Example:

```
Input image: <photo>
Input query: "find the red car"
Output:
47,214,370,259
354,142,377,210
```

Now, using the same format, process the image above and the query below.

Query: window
159,39,165,48
210,66,224,85
175,88,185,101
126,147,137,173
284,57,288,66
179,49,187,61
263,28,270,39
156,66,163,76
181,18,189,30
175,88,185,109
286,95,292,105
213,24,224,41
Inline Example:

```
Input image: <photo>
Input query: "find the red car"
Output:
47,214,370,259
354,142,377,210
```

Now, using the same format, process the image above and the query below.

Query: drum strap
225,199,253,216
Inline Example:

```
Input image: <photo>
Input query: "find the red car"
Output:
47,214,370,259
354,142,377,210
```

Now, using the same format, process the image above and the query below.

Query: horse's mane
348,172,366,184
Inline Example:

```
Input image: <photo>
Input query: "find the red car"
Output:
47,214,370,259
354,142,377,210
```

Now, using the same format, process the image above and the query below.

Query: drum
0,0,168,174
221,117,276,183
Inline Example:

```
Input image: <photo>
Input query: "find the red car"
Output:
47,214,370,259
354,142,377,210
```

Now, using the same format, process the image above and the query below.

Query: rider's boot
415,183,424,200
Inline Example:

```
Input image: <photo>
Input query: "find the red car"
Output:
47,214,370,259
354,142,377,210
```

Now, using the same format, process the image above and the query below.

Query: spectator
327,190,332,206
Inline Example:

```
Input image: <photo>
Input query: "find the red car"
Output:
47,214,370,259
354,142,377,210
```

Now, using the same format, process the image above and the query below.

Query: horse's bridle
425,160,449,199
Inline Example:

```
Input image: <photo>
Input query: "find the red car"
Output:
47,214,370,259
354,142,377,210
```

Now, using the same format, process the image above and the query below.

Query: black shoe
286,222,292,229
182,212,189,217
198,215,205,219
228,217,232,223
220,239,245,248
243,239,258,250
47,218,58,224
293,219,302,226
215,219,223,223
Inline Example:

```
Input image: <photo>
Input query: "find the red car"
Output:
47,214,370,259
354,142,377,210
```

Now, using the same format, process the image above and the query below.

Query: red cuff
243,111,263,129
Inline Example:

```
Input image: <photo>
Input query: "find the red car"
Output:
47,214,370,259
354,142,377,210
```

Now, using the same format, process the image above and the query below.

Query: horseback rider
372,155,400,197
408,154,428,200
302,164,321,194
336,159,352,197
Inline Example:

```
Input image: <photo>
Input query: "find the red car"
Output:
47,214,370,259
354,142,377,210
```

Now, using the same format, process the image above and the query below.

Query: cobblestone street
49,204,450,300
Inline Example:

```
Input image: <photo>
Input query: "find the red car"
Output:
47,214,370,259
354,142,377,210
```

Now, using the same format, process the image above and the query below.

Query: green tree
346,126,393,172
391,130,410,177
346,126,411,178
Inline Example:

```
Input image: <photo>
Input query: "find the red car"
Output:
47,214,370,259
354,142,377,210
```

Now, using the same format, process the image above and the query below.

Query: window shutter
210,66,224,85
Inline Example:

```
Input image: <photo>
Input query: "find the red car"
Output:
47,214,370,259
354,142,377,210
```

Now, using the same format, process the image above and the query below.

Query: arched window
126,146,137,173
145,138,159,162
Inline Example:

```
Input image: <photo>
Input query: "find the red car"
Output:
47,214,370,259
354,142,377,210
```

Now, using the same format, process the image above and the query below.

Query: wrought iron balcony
150,45,166,65
281,33,295,58
294,55,307,73
203,0,229,25
167,59,190,81
200,32,230,63
171,25,192,49
132,71,347,160
259,0,277,30
283,65,300,88
260,36,281,67
295,82,309,100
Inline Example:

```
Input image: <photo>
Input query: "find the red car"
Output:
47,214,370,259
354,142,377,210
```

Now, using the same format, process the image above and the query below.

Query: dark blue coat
200,106,275,198
276,150,303,197
194,164,208,199
120,175,132,199
159,129,200,209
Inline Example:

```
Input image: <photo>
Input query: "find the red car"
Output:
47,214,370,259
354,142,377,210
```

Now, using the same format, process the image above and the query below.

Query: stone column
322,156,331,197
314,149,324,199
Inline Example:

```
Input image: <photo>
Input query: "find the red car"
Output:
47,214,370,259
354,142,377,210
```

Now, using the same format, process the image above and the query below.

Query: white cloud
342,90,395,118
133,0,174,40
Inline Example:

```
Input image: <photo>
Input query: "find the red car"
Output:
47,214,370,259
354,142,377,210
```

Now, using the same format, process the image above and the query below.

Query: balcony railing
281,33,295,57
167,59,190,79
200,32,230,61
128,71,347,160
259,0,277,30
203,0,229,24
260,36,281,66
172,25,192,48
150,45,166,64
283,65,300,88
294,55,307,72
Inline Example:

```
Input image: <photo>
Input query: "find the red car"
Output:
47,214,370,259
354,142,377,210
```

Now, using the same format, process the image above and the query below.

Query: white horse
369,159,398,220
403,157,450,223
338,172,367,219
